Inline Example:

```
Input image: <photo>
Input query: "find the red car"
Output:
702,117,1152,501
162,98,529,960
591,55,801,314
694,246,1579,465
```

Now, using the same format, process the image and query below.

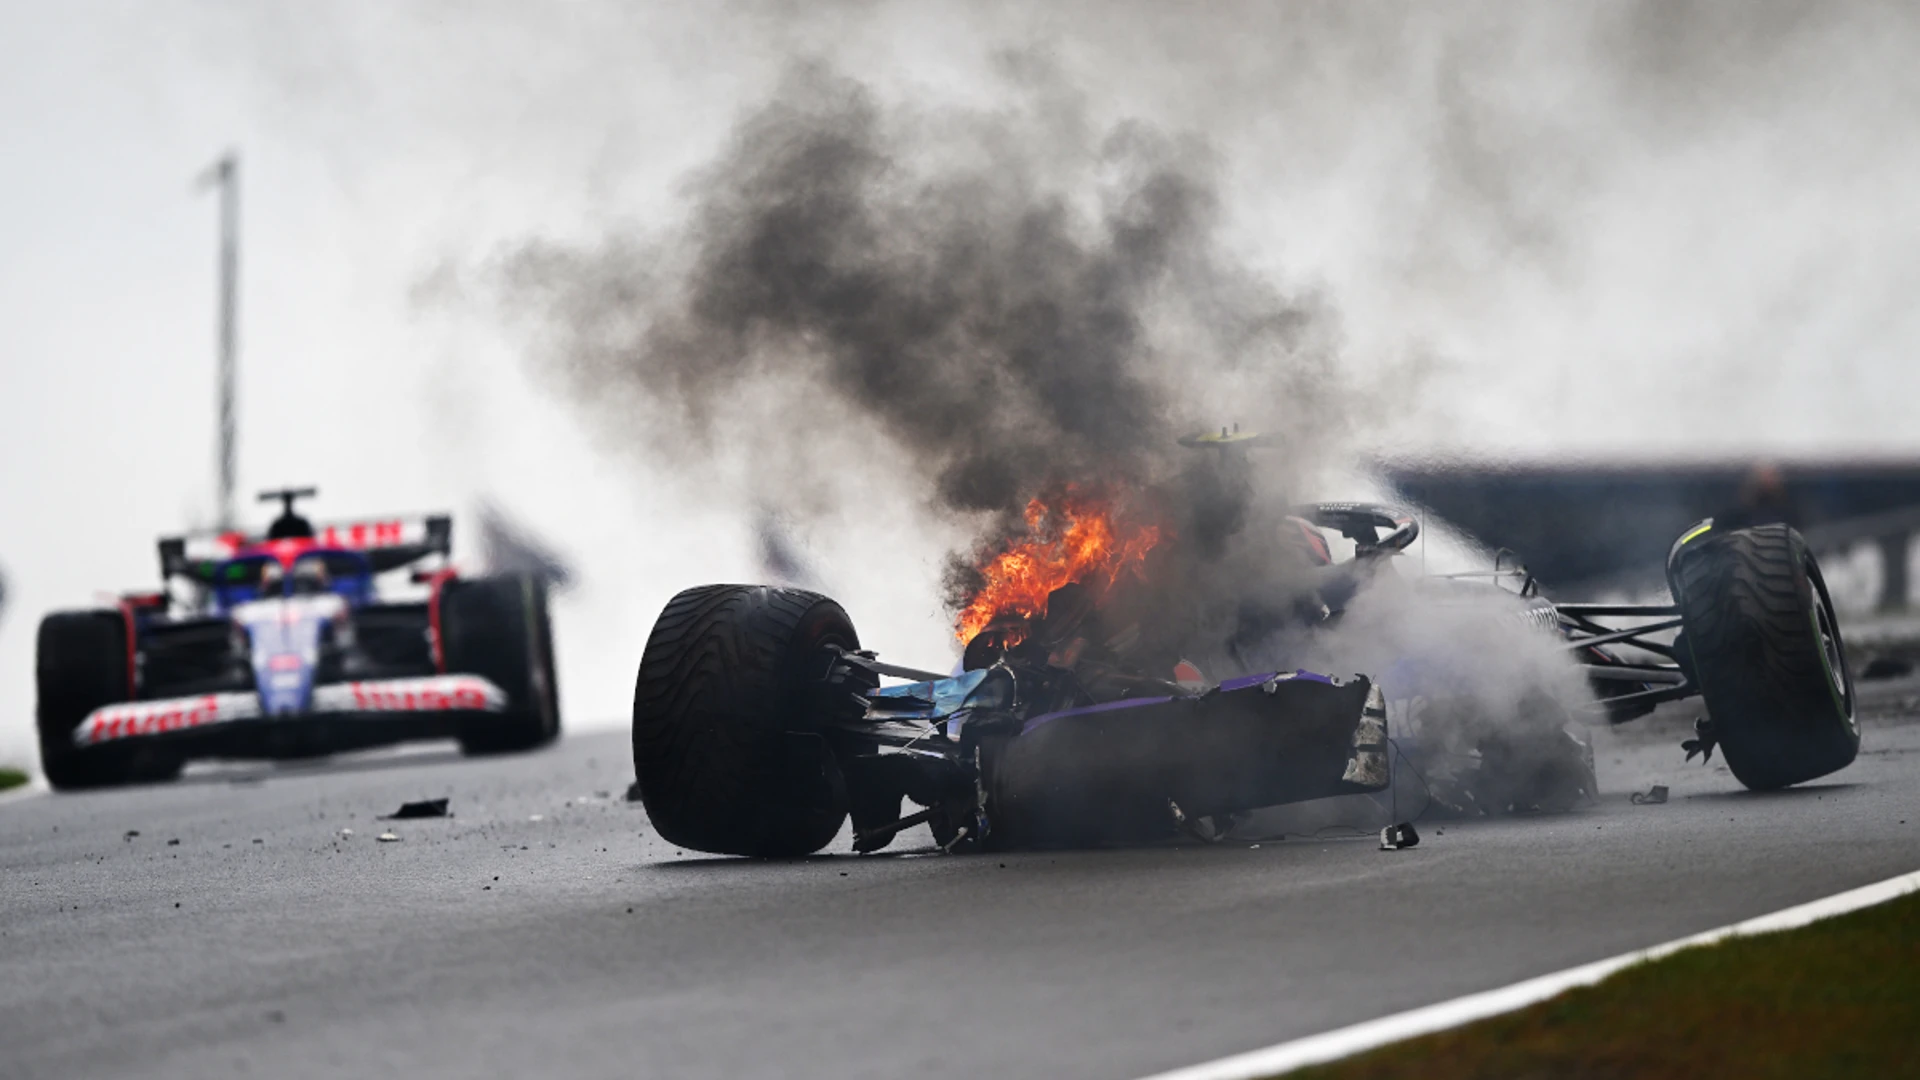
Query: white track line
1139,867,1920,1080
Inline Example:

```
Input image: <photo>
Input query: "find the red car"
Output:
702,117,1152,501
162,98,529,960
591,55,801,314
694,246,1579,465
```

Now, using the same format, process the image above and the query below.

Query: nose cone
237,597,338,715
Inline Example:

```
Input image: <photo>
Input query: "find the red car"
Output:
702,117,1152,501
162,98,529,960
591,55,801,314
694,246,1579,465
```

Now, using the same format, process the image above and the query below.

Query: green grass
0,766,28,792
1283,890,1920,1080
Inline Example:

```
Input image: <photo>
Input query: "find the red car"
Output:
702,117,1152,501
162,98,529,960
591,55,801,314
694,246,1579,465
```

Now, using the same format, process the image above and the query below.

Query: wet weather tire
36,611,182,790
444,575,561,755
1671,523,1858,790
632,585,858,858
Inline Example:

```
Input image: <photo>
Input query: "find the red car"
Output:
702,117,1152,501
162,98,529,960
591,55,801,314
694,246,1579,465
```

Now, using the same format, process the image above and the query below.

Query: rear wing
158,515,453,580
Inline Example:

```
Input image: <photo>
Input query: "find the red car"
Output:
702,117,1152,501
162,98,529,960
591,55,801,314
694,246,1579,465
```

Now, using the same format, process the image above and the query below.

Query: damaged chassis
631,504,1860,857
841,658,1390,853
630,582,1392,858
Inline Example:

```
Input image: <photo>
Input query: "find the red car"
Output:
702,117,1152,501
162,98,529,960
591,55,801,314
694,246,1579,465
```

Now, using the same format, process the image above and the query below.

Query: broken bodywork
840,658,1389,852
631,442,1858,858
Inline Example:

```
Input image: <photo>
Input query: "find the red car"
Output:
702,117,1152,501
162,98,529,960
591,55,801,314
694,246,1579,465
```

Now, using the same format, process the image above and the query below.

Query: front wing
74,675,507,747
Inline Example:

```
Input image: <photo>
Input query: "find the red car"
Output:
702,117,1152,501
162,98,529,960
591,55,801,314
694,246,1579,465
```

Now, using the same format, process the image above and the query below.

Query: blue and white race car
35,489,559,789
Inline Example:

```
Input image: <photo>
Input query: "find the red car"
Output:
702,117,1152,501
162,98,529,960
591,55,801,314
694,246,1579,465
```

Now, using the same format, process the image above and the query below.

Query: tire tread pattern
632,585,854,857
1673,524,1858,789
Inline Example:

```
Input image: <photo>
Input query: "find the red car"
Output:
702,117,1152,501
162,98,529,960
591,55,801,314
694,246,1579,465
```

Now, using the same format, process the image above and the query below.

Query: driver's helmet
258,559,285,595
290,558,331,596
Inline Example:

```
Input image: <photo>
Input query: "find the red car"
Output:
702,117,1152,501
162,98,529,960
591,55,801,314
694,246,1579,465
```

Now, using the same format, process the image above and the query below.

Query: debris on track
381,799,449,820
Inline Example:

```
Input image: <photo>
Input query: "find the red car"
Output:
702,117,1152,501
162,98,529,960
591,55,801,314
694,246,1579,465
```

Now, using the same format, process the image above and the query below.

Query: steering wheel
1298,502,1420,555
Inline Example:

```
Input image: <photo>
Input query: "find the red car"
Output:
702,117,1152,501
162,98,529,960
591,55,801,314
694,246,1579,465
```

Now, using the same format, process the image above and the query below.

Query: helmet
291,558,331,596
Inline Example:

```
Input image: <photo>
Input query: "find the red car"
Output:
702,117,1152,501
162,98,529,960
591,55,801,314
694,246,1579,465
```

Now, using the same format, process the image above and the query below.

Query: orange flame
955,491,1163,644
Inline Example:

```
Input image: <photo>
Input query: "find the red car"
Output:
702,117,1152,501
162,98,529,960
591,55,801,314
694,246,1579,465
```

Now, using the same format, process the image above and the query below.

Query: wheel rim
1806,557,1855,729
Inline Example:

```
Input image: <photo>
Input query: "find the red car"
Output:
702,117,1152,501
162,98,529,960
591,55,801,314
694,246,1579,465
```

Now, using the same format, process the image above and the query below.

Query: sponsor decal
76,693,262,746
312,676,505,715
319,520,409,549
73,676,505,746
181,519,426,560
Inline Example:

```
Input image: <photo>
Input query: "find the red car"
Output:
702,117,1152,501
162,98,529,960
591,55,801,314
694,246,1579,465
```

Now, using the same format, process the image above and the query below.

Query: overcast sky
3,1,1917,766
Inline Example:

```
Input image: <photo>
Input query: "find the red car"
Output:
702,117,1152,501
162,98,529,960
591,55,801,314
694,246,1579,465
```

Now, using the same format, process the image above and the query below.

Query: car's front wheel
631,585,859,857
36,611,183,790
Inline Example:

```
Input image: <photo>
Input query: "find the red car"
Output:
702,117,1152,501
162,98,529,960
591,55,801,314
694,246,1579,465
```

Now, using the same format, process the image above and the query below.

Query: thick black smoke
498,62,1354,645
487,52,1602,801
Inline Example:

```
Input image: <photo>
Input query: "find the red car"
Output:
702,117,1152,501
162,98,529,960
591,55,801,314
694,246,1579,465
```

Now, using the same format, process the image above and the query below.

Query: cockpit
211,550,374,609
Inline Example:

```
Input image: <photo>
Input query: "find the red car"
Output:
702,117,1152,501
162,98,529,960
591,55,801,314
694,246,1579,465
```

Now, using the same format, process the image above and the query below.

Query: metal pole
202,153,240,530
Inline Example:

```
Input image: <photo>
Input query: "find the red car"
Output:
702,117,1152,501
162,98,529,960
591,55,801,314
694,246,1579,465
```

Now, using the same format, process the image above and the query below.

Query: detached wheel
632,585,858,857
444,575,561,755
1670,523,1858,790
36,611,182,790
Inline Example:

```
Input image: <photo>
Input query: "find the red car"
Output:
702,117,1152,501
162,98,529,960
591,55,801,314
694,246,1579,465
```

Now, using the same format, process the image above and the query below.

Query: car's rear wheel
631,585,858,857
444,575,561,755
1670,523,1858,790
36,611,183,790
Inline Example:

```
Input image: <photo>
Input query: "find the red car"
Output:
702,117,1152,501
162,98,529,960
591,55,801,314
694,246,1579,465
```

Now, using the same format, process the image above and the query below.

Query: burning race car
629,451,1856,857
35,489,560,789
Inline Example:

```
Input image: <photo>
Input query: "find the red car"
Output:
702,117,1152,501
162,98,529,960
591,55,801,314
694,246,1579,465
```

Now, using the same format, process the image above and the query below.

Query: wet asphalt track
5,680,1920,1080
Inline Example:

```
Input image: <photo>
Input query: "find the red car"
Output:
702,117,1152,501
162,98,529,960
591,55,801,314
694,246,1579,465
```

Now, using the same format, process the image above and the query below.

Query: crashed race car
630,468,1857,857
35,489,560,790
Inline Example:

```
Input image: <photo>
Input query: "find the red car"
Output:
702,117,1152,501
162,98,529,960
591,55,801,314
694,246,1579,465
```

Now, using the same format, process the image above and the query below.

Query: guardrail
1382,460,1920,600
1800,505,1920,612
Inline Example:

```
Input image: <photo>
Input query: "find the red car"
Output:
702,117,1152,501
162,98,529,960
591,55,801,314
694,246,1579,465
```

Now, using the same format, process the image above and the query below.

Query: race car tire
444,575,561,755
1670,523,1858,790
36,611,184,790
631,585,857,858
